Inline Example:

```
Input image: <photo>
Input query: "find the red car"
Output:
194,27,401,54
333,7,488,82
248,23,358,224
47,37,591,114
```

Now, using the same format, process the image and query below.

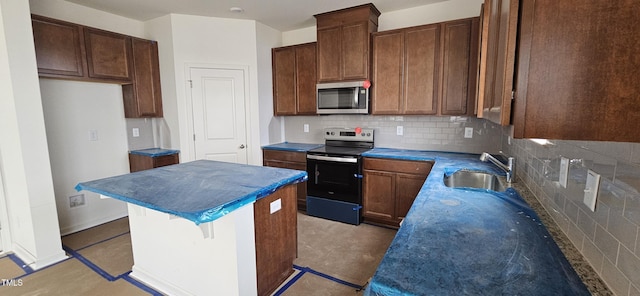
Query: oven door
306,154,361,204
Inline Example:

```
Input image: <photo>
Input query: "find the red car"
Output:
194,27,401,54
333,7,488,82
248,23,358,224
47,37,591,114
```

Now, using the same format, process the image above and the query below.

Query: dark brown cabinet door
371,31,404,114
395,173,428,220
341,22,369,81
316,26,342,82
362,170,395,222
295,43,317,114
272,47,297,115
315,4,380,83
123,38,163,118
478,0,518,125
440,18,478,115
363,158,433,228
32,15,86,77
404,25,440,115
513,0,640,142
84,28,133,81
272,43,317,116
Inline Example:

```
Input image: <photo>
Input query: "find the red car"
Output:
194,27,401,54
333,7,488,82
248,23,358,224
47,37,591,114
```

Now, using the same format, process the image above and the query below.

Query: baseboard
60,212,129,236
12,243,68,270
130,265,192,296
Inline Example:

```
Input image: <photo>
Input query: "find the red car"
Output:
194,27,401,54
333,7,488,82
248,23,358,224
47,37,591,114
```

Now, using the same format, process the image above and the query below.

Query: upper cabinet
32,15,163,118
512,0,640,142
31,15,86,78
83,28,133,82
476,0,518,126
272,42,317,116
371,18,479,116
123,38,163,118
315,4,380,83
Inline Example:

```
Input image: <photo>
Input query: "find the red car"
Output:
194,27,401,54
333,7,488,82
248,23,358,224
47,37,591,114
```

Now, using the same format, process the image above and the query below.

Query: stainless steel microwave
316,81,369,114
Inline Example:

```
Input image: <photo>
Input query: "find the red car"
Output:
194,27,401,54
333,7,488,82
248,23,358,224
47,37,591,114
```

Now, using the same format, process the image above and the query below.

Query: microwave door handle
354,89,359,106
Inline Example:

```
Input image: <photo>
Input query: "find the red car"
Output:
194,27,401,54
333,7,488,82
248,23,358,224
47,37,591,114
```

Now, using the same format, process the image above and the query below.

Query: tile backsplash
283,115,501,154
502,127,640,296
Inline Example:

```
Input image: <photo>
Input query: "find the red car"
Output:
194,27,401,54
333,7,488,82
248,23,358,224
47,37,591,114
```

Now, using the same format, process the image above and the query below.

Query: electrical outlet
464,127,473,138
69,194,86,208
132,128,140,137
89,130,98,141
583,170,600,212
559,157,569,188
396,126,403,136
303,124,309,133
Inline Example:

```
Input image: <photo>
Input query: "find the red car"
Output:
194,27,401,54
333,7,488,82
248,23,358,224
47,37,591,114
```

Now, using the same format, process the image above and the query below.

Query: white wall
145,14,266,165
378,0,484,31
26,1,153,235
40,80,129,235
256,22,284,147
0,0,66,268
29,0,145,38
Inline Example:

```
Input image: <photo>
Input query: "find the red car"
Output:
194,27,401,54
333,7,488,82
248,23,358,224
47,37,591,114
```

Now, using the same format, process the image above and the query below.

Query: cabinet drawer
263,150,306,163
153,154,179,168
364,158,433,175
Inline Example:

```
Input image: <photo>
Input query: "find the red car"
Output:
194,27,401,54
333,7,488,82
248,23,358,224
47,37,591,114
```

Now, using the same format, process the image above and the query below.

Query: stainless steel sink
444,170,507,192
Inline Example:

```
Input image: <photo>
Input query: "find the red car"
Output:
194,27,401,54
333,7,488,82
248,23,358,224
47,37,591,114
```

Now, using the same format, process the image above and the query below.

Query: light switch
397,126,403,136
270,198,282,214
89,130,98,141
464,127,473,138
583,170,600,212
559,157,569,188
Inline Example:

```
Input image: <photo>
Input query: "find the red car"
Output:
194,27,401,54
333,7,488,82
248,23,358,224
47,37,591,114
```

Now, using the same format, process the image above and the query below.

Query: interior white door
190,67,248,164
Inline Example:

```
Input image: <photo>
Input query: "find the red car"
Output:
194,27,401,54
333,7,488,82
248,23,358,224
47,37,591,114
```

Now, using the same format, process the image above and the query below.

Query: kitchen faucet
480,152,516,183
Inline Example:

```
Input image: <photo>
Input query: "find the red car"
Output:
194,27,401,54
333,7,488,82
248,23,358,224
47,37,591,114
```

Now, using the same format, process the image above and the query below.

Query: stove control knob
331,132,335,135
326,131,330,135
361,133,365,136
367,133,371,136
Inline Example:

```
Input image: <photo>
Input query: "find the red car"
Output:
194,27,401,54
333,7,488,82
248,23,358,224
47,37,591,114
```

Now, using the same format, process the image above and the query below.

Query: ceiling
63,0,450,31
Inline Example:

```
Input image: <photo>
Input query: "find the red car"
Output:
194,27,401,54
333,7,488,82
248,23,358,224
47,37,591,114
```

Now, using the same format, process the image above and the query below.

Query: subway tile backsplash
502,126,640,296
283,115,502,154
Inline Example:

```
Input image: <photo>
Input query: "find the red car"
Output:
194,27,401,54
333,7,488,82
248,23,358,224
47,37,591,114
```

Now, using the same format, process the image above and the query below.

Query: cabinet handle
239,144,245,149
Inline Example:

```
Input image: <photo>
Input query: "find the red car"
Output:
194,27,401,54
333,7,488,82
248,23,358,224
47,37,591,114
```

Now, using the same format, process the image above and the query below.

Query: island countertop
75,160,307,224
362,148,591,295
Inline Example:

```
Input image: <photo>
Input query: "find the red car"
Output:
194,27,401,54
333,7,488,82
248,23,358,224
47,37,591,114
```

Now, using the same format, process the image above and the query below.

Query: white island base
126,202,258,296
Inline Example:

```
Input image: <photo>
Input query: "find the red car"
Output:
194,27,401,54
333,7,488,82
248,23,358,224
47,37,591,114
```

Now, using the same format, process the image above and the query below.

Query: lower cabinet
262,150,308,211
128,151,179,172
363,158,433,228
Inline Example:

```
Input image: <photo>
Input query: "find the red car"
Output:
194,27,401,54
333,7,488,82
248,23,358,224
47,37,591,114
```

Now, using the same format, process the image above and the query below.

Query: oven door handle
307,154,358,163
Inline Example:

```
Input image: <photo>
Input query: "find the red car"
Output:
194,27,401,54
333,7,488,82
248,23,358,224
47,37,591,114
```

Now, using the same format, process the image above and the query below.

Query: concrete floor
0,213,396,295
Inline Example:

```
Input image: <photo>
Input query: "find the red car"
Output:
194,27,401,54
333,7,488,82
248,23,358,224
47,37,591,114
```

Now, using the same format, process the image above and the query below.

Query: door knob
239,144,245,149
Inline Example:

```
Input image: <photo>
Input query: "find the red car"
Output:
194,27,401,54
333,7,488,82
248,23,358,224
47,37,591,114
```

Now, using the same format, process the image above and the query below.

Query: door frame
184,64,252,163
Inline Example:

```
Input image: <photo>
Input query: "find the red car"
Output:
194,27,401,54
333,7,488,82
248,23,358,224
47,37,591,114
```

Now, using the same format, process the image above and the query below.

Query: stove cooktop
307,145,372,156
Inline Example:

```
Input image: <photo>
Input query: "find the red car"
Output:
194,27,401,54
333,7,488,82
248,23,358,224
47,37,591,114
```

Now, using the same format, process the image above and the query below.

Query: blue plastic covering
75,160,307,225
129,148,180,157
363,148,589,295
261,142,324,152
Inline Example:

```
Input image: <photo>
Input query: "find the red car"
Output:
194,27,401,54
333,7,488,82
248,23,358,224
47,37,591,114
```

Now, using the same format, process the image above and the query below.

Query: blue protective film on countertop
363,148,589,295
129,148,180,157
75,160,307,224
261,142,324,152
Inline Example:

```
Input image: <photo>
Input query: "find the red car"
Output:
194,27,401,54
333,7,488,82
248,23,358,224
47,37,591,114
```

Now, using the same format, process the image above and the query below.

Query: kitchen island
76,160,307,296
362,149,590,295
